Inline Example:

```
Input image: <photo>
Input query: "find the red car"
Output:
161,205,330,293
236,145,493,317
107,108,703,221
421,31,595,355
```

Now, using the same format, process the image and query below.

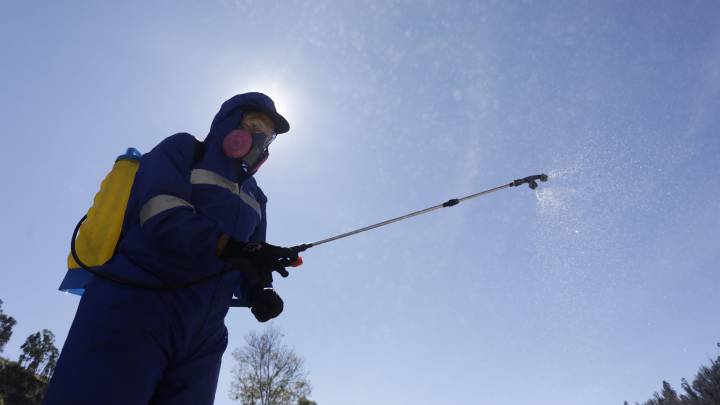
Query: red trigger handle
289,244,312,268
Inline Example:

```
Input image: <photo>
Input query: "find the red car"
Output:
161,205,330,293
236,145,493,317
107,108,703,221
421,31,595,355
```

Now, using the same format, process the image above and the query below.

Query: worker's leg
149,324,228,405
44,278,171,405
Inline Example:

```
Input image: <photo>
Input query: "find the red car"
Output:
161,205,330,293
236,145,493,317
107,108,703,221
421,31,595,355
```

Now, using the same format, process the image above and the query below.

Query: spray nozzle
511,174,548,190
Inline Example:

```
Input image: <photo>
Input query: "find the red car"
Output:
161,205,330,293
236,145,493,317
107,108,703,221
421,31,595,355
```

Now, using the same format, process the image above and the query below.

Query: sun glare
215,73,316,175
225,76,299,128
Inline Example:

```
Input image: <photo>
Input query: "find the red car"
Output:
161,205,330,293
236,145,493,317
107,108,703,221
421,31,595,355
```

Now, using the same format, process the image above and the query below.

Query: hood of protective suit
200,92,290,180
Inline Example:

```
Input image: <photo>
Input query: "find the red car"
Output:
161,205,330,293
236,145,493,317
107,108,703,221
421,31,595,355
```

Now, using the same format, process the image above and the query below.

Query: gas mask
222,128,276,175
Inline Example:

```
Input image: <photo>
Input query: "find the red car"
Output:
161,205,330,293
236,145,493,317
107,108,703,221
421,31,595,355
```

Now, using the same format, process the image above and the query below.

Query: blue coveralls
45,95,270,404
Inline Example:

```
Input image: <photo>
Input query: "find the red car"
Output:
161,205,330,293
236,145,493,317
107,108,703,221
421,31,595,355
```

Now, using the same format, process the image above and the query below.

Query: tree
297,397,317,405
681,356,720,404
0,299,17,353
628,342,720,405
0,360,47,405
642,381,682,405
0,301,56,404
229,326,313,405
18,329,59,379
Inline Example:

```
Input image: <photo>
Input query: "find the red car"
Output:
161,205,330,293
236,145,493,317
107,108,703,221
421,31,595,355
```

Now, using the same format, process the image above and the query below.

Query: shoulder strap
193,140,206,164
118,139,204,246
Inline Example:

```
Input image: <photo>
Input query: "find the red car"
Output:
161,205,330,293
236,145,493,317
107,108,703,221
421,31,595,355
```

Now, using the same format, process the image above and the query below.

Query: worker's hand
238,241,299,275
219,239,298,285
249,288,284,322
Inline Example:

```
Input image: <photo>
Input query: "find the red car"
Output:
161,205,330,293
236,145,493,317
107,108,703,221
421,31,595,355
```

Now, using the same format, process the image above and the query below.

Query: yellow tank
60,148,142,295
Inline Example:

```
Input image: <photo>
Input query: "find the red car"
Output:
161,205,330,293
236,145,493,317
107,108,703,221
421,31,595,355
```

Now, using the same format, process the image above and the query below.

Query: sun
216,73,312,169
224,75,299,130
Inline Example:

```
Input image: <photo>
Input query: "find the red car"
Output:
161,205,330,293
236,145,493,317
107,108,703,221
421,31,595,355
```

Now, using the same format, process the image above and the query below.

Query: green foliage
0,300,17,354
630,344,720,405
18,329,59,379
0,300,56,404
297,396,317,405
0,359,47,405
229,326,314,405
641,381,683,405
680,356,720,404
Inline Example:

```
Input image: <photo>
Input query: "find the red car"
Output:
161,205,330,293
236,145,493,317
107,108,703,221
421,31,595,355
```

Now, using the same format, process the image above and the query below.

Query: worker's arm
132,133,224,261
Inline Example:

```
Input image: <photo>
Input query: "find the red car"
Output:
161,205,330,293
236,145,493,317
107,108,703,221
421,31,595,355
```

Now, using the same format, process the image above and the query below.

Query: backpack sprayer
61,146,548,294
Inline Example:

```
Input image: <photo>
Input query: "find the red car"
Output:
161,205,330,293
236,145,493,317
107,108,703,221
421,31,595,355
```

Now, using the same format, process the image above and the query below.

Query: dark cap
229,92,290,134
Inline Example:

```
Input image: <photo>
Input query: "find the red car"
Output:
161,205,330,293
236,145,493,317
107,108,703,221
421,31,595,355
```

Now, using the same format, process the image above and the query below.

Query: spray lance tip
511,173,549,190
297,174,550,251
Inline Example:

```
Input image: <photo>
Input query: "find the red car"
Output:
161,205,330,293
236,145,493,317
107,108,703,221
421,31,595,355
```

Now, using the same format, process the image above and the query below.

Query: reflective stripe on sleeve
190,169,262,219
139,195,195,226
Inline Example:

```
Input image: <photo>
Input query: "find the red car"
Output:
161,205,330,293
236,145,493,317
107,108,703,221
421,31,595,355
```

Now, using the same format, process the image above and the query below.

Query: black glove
249,288,284,322
220,240,299,285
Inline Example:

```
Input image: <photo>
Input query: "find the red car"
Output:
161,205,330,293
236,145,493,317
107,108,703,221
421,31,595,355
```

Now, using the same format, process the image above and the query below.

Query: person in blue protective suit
44,92,299,405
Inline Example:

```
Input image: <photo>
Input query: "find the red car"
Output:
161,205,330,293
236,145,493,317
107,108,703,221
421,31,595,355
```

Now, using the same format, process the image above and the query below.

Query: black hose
70,215,237,290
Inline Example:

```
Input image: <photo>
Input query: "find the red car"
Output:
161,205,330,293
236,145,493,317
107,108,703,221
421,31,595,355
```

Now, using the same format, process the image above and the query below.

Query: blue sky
1,1,719,404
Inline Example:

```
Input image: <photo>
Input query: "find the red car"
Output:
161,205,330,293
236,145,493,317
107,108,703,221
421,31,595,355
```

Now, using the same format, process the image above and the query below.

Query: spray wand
288,173,548,264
